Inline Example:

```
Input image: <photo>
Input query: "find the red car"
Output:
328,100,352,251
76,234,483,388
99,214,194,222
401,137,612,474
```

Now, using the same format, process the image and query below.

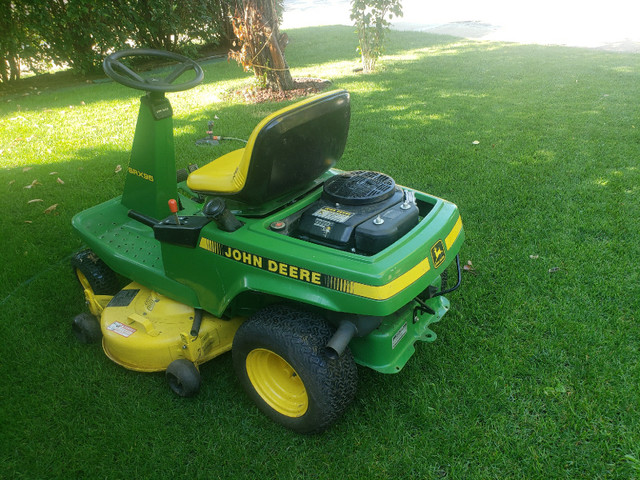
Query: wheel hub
246,348,308,417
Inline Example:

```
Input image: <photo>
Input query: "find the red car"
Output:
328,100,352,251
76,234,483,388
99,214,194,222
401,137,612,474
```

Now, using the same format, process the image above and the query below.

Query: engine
294,171,419,255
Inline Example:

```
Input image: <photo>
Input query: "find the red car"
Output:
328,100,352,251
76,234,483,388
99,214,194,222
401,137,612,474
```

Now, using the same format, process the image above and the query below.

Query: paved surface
282,0,640,53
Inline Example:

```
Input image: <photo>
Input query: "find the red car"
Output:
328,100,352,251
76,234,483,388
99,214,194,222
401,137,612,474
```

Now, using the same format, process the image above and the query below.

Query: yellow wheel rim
246,348,308,417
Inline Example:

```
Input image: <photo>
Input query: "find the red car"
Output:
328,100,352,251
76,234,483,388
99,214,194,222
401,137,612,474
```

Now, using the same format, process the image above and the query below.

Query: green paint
121,93,178,219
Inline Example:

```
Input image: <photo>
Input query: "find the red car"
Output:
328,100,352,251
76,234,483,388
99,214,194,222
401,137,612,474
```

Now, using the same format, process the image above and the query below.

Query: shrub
0,0,236,80
350,0,403,73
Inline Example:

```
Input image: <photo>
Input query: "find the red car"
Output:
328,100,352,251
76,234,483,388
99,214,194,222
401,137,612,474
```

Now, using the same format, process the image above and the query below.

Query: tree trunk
0,58,8,83
231,0,294,91
264,26,293,90
8,56,20,81
261,0,293,91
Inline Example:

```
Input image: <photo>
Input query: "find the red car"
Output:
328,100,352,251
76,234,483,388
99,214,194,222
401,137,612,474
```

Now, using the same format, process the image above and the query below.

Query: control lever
168,199,180,225
203,198,243,232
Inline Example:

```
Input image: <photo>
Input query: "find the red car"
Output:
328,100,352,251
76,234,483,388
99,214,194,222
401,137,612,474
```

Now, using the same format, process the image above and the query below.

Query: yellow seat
188,149,246,194
187,90,351,206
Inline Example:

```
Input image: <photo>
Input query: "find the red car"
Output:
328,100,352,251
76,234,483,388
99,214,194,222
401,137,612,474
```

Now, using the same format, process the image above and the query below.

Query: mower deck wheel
232,305,358,434
72,312,102,344
166,359,200,397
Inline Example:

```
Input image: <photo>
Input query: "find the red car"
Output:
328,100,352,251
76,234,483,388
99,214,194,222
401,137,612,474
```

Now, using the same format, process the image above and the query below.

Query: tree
229,0,294,91
350,0,402,73
0,0,237,82
0,1,27,82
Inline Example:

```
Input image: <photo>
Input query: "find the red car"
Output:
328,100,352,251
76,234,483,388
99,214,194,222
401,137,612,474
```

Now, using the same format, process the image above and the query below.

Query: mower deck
101,282,243,372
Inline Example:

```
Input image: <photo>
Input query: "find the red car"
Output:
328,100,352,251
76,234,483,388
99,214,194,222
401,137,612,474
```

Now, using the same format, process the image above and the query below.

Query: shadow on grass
0,96,297,297
0,147,128,294
5,30,640,289
0,57,250,113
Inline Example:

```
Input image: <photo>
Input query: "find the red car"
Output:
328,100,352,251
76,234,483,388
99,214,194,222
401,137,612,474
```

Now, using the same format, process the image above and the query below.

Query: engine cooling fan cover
322,170,396,206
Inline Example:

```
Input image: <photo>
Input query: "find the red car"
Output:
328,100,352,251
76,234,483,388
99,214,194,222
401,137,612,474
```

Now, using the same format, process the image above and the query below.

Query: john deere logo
430,240,446,268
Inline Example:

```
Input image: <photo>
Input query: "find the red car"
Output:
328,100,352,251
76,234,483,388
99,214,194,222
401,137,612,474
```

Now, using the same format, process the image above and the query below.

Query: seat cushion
186,90,350,205
186,148,247,194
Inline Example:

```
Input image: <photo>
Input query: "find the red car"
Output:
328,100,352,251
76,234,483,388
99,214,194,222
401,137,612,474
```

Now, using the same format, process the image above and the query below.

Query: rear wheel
232,305,357,434
71,250,119,295
71,249,120,317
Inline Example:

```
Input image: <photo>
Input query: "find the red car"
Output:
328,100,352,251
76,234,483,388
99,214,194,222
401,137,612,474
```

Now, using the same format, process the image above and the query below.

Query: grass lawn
1,26,639,479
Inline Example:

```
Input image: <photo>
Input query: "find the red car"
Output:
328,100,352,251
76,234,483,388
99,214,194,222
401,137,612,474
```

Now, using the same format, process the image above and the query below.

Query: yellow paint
245,348,308,417
76,269,113,317
101,282,244,372
445,216,463,250
344,256,431,301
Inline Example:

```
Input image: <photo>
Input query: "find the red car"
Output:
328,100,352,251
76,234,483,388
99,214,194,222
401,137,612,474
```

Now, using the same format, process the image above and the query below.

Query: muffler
325,321,358,360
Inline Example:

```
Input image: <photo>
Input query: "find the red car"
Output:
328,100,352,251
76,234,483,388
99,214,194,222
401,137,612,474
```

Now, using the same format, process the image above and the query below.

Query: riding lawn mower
70,49,464,433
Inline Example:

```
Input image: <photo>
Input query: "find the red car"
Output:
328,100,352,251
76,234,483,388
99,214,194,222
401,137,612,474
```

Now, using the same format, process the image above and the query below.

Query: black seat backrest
232,89,351,205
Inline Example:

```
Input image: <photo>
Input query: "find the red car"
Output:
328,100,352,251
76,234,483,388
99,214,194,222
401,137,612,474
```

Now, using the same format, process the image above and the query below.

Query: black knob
203,198,225,218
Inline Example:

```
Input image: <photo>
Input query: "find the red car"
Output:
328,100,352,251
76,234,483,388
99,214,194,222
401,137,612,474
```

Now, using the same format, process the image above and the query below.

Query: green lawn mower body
71,50,464,433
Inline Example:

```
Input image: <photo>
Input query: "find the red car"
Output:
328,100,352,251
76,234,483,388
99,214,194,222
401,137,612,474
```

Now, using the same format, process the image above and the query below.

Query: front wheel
232,305,357,434
166,359,200,397
72,312,102,344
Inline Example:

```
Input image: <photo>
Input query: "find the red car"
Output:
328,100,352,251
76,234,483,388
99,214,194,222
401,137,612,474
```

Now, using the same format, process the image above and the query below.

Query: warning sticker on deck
107,321,136,338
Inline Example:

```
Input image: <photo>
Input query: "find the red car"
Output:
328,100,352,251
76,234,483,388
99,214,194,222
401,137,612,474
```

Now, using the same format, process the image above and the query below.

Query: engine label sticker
107,321,136,338
312,207,354,224
313,218,333,237
392,322,408,349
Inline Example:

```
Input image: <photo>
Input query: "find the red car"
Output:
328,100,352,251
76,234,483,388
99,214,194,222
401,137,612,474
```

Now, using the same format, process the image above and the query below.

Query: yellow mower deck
97,283,243,372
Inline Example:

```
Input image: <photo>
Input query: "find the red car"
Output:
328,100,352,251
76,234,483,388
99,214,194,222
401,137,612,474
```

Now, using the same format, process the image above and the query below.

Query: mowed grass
1,26,640,479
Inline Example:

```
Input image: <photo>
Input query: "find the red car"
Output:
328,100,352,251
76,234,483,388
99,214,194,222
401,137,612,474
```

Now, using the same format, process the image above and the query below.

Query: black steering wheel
103,49,204,93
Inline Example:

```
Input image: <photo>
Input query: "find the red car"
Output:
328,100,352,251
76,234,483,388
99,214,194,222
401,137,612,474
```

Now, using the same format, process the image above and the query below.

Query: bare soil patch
228,77,332,103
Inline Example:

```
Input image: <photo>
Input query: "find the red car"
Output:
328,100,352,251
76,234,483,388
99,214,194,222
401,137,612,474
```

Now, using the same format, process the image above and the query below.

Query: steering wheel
103,49,204,93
